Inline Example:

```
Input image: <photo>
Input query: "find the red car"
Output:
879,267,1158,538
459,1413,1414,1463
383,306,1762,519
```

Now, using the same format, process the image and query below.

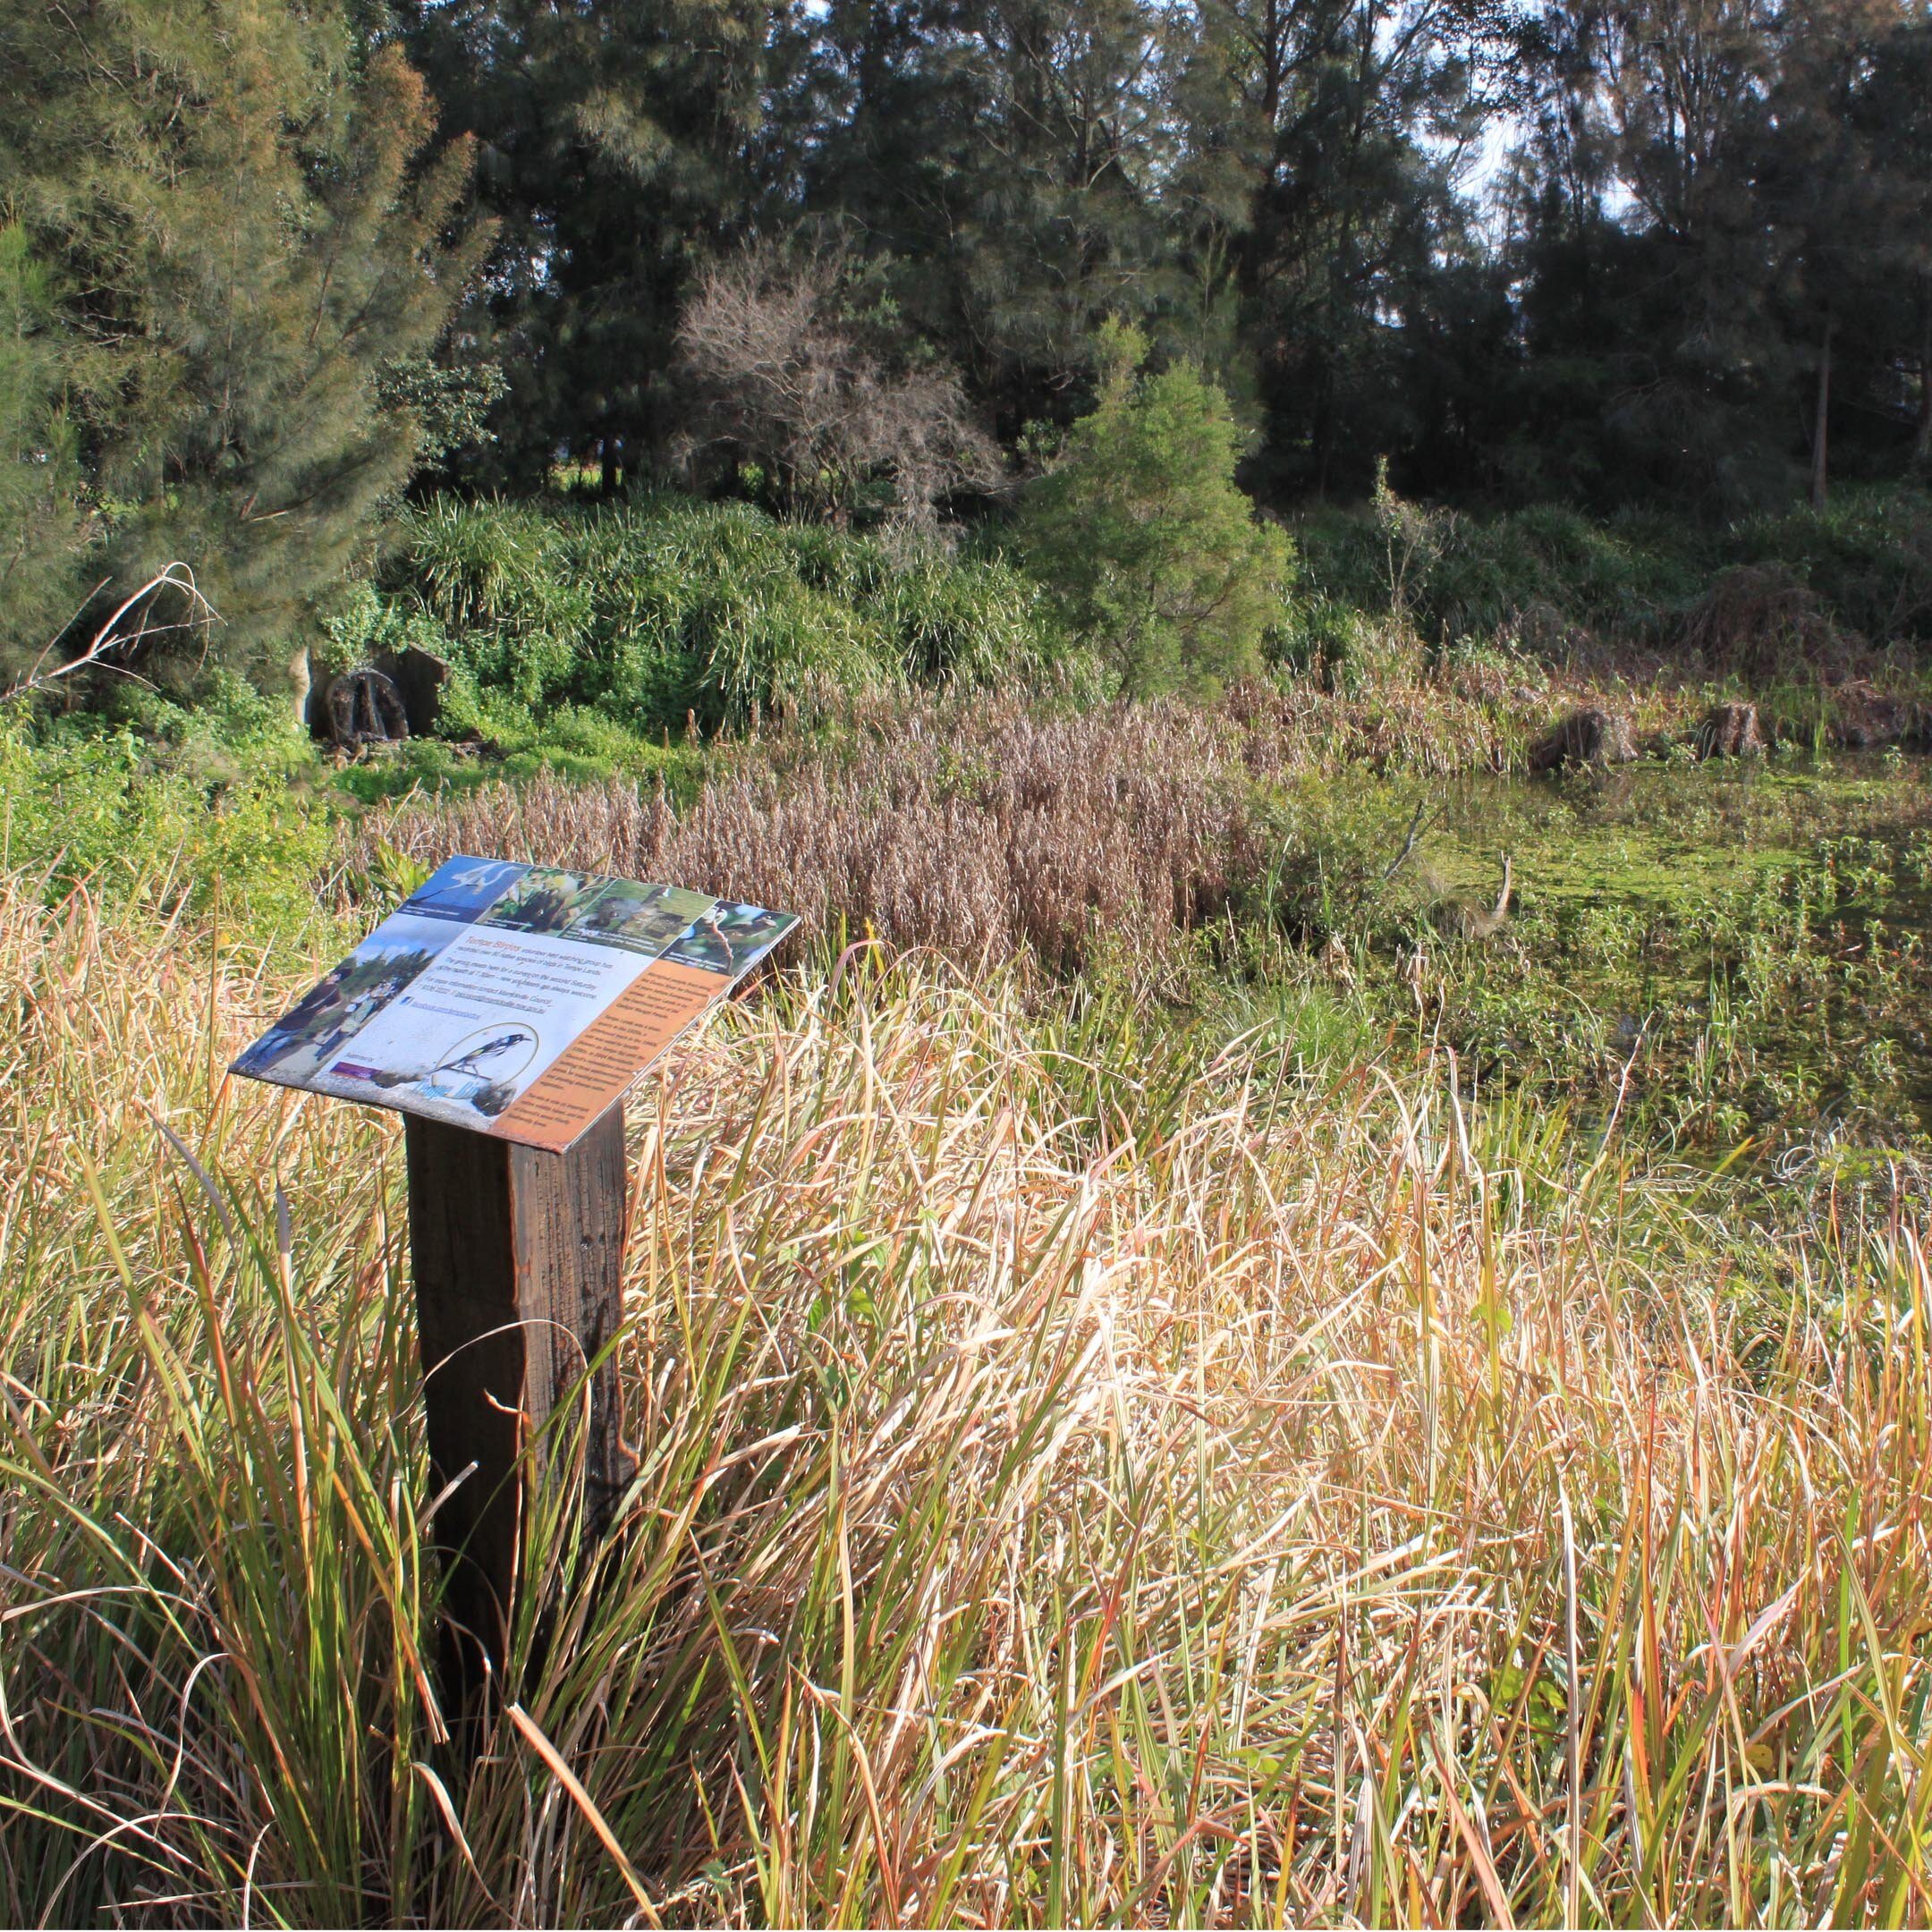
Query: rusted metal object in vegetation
382,646,451,736
1528,707,1637,774
1694,700,1765,759
326,666,409,747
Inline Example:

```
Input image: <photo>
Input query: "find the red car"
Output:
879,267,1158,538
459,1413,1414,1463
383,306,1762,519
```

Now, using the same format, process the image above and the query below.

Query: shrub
1017,323,1294,699
0,690,330,930
396,496,1059,733
312,580,454,684
1298,481,1701,656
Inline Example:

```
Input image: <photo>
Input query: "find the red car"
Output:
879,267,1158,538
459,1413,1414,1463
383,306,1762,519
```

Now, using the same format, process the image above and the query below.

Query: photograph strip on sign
231,855,798,1152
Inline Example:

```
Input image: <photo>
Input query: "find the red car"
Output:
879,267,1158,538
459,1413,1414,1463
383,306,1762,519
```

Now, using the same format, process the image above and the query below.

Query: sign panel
232,856,798,1152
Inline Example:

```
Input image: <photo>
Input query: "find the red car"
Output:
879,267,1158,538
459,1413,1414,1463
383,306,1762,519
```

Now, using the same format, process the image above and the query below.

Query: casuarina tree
0,0,482,686
0,226,91,680
1018,320,1293,697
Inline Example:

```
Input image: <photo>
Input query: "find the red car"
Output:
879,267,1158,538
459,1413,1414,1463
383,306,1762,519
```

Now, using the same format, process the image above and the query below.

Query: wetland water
1282,750,1932,1157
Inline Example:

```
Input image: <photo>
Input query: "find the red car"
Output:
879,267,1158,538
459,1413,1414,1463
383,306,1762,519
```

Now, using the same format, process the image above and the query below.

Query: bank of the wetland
13,572,1932,1163
324,711,1932,1161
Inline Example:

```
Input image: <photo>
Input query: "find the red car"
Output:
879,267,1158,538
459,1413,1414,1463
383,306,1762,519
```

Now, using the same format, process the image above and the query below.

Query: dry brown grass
1224,672,1523,777
348,682,1573,978
357,699,1263,970
1677,565,1848,682
7,862,1932,1926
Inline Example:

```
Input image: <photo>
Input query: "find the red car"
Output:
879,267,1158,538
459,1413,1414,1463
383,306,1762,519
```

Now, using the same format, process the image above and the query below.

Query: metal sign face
233,856,798,1151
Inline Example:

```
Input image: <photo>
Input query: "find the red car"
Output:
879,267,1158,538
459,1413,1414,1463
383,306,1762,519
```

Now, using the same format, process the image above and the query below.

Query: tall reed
4,864,1930,1926
353,698,1261,970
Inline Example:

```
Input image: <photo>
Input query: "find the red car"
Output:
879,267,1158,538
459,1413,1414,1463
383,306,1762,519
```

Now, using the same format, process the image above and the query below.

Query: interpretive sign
232,855,798,1152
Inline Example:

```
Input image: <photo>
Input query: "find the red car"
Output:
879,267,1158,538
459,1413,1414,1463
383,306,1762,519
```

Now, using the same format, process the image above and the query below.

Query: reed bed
4,865,1932,1928
343,674,1747,983
354,699,1263,970
345,682,1554,973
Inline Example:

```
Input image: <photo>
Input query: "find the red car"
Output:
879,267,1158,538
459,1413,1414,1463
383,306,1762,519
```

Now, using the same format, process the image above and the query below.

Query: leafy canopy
1019,322,1293,697
1,0,481,682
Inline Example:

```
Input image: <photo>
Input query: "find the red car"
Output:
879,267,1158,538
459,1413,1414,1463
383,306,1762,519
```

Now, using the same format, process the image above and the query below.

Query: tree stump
1694,700,1765,758
1529,707,1637,774
326,667,409,748
379,646,451,736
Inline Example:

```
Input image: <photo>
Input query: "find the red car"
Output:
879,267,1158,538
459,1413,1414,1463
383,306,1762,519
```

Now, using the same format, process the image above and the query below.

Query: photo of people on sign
231,856,799,1151
233,914,462,1085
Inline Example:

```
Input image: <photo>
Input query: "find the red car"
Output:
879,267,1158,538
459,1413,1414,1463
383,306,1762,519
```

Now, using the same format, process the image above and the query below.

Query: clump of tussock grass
399,496,1056,738
1676,565,1847,683
6,864,1932,1924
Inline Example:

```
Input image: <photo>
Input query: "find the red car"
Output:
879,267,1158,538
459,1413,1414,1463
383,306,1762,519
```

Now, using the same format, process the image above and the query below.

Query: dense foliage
1017,324,1293,695
393,495,1059,736
4,0,1929,700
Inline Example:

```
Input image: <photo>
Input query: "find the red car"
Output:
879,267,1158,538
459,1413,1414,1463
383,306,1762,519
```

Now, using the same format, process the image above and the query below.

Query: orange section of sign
491,960,724,1151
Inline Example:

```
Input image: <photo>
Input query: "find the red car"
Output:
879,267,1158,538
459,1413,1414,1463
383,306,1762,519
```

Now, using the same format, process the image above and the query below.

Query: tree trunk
287,644,313,734
1915,286,1932,469
1809,313,1833,513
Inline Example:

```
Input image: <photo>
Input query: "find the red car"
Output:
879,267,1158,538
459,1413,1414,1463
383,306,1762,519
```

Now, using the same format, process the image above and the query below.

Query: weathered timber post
403,1102,635,1690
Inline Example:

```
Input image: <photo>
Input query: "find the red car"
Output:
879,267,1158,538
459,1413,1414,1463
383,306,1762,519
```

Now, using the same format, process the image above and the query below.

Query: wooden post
403,1103,634,1695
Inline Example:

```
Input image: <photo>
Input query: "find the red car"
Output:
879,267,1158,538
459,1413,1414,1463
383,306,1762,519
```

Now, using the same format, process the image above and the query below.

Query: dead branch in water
1380,795,1436,883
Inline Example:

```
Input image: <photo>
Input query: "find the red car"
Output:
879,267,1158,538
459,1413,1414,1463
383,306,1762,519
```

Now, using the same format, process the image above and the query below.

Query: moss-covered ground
1239,750,1932,1157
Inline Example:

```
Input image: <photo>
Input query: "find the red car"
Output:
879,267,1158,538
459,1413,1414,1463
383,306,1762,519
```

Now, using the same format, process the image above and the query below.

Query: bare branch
674,244,1001,526
3,564,219,706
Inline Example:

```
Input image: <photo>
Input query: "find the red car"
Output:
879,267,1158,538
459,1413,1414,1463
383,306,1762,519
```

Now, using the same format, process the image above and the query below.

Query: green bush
1286,483,1932,661
0,685,332,931
1266,593,1371,691
1016,322,1294,699
313,580,456,683
395,494,1057,733
1292,491,1702,651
